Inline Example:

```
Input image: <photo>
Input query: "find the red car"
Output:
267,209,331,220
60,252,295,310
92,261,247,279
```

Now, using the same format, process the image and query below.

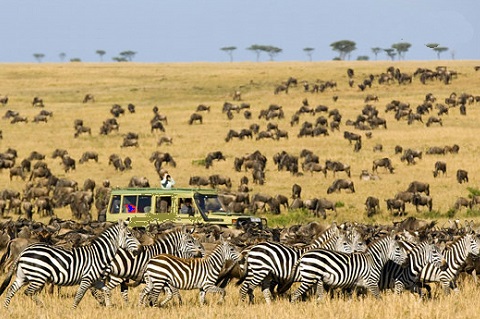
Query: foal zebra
419,232,480,296
0,220,141,309
290,235,407,302
238,224,363,304
100,226,205,306
139,238,240,307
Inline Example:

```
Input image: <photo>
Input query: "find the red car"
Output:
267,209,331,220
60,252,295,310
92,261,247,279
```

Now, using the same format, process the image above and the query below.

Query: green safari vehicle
103,187,266,229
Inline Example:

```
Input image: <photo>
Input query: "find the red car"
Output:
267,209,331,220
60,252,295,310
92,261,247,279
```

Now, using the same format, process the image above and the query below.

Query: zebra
378,241,445,295
138,238,241,307
0,220,141,309
290,235,407,302
99,226,205,306
418,232,480,296
238,223,361,304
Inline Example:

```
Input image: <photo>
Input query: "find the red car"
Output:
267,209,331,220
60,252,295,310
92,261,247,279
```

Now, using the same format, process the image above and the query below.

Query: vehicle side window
110,195,121,214
156,196,171,213
138,195,152,213
123,195,138,213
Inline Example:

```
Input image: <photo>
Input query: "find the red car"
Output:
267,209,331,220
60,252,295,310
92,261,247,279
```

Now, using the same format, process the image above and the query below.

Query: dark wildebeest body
325,160,351,177
372,158,394,173
412,193,433,212
385,199,406,216
365,196,380,217
406,181,430,195
433,161,447,177
327,179,355,194
456,169,469,184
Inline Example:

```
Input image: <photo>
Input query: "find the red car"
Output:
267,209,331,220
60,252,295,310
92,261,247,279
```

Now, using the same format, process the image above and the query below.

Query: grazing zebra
139,238,240,307
290,235,407,302
238,223,361,304
378,241,444,295
99,226,205,306
0,220,141,309
418,232,480,296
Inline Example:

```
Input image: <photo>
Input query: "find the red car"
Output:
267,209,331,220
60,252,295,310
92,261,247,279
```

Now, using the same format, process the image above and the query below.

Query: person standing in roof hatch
161,173,175,189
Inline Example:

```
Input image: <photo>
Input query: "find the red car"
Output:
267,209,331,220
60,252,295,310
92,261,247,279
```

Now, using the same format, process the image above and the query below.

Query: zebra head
387,236,408,266
216,238,241,263
330,232,353,253
349,228,367,252
466,233,480,256
427,243,446,269
179,227,205,258
118,220,142,256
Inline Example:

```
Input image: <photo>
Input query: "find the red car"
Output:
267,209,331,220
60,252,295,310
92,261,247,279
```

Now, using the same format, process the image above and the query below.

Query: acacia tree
330,40,356,60
391,42,411,60
96,50,106,62
220,46,237,62
303,47,315,62
433,46,449,60
119,51,136,62
246,44,264,62
59,52,66,62
33,53,45,63
371,47,382,60
384,48,396,61
264,46,282,61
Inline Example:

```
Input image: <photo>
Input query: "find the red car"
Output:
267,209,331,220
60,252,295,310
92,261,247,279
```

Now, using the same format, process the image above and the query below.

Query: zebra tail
0,261,15,296
0,240,12,271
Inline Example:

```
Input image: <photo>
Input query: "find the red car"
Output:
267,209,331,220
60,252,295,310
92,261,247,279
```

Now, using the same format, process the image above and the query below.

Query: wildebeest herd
0,62,478,309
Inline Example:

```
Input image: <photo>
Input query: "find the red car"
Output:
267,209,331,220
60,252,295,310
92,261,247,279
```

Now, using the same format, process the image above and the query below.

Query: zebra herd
0,221,479,309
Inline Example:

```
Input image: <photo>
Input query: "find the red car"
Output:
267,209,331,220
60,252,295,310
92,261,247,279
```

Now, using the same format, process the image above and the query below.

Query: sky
1,0,479,63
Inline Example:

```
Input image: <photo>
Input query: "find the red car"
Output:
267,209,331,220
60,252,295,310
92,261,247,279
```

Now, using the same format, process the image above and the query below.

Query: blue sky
1,0,478,62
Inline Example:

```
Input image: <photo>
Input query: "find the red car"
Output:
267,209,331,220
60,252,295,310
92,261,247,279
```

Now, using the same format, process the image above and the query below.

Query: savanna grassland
1,61,480,318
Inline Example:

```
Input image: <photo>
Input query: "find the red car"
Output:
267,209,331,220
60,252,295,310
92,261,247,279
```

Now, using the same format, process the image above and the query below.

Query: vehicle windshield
194,194,226,214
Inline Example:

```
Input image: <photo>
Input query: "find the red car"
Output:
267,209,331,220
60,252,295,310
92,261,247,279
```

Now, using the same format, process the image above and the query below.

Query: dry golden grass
1,61,480,317
0,61,479,226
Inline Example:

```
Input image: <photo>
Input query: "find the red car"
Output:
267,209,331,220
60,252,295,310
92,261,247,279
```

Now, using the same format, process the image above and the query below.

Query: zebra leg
3,279,27,308
120,281,129,303
291,281,313,303
72,280,92,309
314,282,325,302
89,287,106,306
203,286,226,305
24,282,45,307
240,270,268,303
171,287,183,306
261,277,274,304
159,285,173,307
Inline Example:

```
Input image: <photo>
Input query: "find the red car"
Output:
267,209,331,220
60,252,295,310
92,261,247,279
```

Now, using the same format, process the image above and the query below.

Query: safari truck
103,187,265,229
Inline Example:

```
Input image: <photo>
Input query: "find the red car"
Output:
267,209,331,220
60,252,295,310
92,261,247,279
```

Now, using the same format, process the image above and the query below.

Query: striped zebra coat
0,220,141,309
378,241,444,294
238,224,363,304
101,226,205,306
419,232,480,296
290,235,407,302
139,238,241,307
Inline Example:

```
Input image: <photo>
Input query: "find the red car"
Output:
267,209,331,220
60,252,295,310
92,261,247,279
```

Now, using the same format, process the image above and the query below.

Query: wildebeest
157,136,173,146
454,197,472,211
433,161,447,177
32,96,44,107
406,181,430,195
189,176,210,187
188,113,203,125
426,116,443,127
343,131,362,144
128,176,150,188
327,179,355,194
208,174,232,189
394,191,414,203
62,155,76,173
456,169,469,184
292,183,302,199
78,151,99,164
325,160,351,177
385,198,406,216
74,125,92,138
372,158,394,173
365,196,380,217
82,94,95,103
151,120,166,133
412,193,433,212
196,104,210,112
